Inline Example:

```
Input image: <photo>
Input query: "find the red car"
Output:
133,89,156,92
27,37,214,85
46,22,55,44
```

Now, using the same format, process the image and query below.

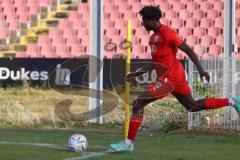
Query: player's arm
178,42,210,82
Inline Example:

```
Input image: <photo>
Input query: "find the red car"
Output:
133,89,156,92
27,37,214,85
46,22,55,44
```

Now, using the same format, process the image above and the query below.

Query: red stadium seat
70,44,86,57
186,36,199,46
39,0,51,7
207,10,220,19
179,10,192,21
161,18,170,26
213,1,224,11
192,10,205,19
38,35,50,45
18,12,30,23
51,36,65,46
159,3,171,12
193,45,207,57
58,19,71,29
68,11,80,21
194,27,207,36
172,3,185,11
200,35,213,46
199,2,212,10
63,28,77,38
16,52,27,58
236,18,240,27
8,21,20,31
207,27,221,37
66,35,79,45
28,4,40,15
123,11,137,19
164,10,177,19
40,44,55,58
186,18,198,28
186,2,199,11
55,44,72,58
236,35,240,45
179,27,192,36
48,28,63,38
215,35,224,45
200,18,213,27
209,45,222,57
214,17,224,28
0,27,9,39
171,18,184,28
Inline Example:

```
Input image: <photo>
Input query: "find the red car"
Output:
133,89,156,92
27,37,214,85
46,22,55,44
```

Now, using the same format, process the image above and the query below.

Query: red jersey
149,24,183,75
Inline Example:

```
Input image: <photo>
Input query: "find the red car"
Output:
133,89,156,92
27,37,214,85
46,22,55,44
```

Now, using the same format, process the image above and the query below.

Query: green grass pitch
0,128,239,160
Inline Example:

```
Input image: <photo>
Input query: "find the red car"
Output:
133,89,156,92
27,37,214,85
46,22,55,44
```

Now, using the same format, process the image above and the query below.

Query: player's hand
200,71,210,83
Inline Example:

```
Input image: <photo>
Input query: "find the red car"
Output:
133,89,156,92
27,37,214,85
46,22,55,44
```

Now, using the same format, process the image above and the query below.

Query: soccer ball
68,134,88,152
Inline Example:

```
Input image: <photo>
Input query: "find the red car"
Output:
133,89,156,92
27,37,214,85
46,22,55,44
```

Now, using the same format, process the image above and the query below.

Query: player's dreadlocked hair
139,5,162,21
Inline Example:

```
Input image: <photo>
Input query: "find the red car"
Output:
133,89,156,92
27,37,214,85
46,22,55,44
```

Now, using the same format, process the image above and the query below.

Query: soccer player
110,5,240,152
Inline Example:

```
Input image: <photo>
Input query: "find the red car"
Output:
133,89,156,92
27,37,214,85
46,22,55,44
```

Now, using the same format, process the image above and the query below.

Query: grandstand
0,0,238,59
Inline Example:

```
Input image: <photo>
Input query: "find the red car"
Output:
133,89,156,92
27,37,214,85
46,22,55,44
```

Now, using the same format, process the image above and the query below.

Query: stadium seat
207,10,220,19
214,17,224,28
172,3,185,11
123,12,137,19
18,12,29,23
63,28,76,38
48,28,62,38
58,19,71,29
186,36,199,46
171,18,184,28
213,1,224,11
8,21,20,31
179,10,191,21
215,35,223,45
193,27,207,36
236,35,240,45
193,45,207,57
179,27,192,36
16,52,27,58
192,10,205,19
0,28,9,39
38,35,51,47
159,3,171,12
207,27,221,37
200,35,213,46
66,35,79,45
199,2,212,10
186,2,199,11
200,18,213,27
68,11,80,21
28,4,40,15
209,45,222,57
161,18,170,26
236,18,240,27
55,44,72,58
39,0,52,7
164,10,177,19
186,18,198,28
40,44,55,58
51,36,65,46
70,44,86,57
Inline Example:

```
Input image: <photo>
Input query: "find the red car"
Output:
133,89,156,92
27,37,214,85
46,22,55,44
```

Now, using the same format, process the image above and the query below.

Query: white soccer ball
68,134,88,152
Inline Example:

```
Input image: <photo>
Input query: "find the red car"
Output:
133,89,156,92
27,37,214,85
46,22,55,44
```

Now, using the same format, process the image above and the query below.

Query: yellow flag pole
125,20,132,139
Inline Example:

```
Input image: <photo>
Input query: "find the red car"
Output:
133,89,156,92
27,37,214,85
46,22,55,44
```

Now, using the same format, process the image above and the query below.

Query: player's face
142,18,154,31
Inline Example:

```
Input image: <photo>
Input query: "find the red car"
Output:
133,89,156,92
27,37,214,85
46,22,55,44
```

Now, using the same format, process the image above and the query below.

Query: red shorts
147,62,191,99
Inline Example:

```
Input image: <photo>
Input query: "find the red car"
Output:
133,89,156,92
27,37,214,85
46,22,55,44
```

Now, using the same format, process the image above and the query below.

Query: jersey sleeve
164,27,183,46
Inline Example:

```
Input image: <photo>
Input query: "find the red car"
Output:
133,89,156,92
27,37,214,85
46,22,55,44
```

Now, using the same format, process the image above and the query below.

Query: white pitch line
0,141,109,160
64,149,113,160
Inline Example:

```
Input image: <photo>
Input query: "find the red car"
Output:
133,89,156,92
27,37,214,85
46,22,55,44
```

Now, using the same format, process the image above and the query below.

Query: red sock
205,98,229,109
127,115,143,141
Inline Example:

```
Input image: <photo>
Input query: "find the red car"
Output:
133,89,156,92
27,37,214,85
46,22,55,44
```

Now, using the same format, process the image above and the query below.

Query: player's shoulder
160,24,176,34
